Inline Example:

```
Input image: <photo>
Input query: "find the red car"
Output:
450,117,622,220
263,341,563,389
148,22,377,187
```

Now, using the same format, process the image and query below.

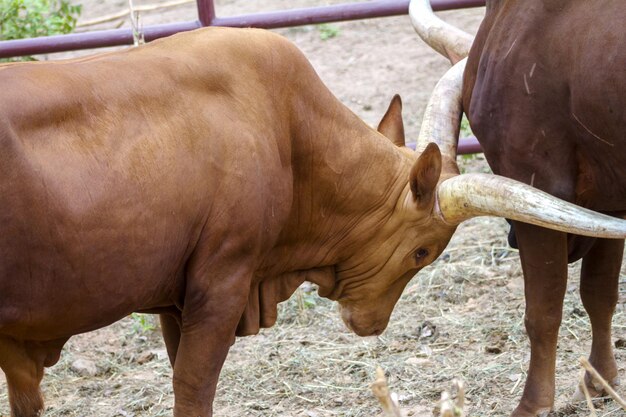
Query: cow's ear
377,94,405,147
410,142,442,206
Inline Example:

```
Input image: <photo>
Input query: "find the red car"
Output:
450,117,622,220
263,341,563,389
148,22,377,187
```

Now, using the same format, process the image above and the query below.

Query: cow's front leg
576,238,623,397
172,262,252,417
511,223,568,417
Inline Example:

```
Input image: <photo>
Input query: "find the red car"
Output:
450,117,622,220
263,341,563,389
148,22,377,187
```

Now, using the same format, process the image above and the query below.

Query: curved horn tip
409,0,475,63
436,173,626,239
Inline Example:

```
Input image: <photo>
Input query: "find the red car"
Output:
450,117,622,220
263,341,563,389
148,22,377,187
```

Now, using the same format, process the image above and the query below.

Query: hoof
573,376,621,402
572,385,585,402
511,411,550,417
572,384,593,402
510,405,552,417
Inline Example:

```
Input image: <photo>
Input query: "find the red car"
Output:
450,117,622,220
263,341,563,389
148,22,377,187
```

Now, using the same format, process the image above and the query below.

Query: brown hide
0,28,457,416
463,1,625,415
465,0,626,209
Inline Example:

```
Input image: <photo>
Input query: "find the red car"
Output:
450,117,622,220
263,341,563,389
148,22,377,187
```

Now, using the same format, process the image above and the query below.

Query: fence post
197,0,215,26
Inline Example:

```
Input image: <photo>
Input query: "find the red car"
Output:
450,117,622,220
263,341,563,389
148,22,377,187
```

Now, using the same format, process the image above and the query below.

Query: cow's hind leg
0,338,44,417
160,311,182,367
511,224,569,417
0,337,65,417
575,238,623,398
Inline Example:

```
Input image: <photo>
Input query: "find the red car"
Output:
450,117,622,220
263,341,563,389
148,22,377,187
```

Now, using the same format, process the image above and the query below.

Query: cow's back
0,28,299,339
464,0,626,212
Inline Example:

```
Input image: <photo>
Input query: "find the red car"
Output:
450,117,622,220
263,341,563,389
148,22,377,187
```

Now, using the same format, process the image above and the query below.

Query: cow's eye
415,248,429,262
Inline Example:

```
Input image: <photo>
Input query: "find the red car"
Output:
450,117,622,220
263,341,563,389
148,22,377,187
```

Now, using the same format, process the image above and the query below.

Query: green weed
130,313,157,333
0,0,82,61
317,23,339,41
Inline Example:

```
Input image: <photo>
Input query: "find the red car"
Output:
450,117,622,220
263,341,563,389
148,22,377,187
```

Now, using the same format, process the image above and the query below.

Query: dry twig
439,379,465,417
578,369,597,417
440,391,455,417
371,367,403,417
579,357,626,410
128,0,145,46
77,0,194,27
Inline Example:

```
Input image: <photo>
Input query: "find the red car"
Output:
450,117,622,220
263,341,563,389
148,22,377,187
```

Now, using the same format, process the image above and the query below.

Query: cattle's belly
0,237,188,340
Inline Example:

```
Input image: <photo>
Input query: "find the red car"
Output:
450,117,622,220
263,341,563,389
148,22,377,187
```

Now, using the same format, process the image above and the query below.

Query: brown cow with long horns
411,0,626,416
0,27,624,417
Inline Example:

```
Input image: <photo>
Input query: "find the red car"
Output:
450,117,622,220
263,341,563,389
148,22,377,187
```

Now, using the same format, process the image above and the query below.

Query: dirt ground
1,0,625,416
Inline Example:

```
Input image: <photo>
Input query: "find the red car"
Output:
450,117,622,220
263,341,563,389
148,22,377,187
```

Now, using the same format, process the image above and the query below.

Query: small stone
151,348,168,360
485,345,502,354
404,404,431,416
485,330,508,354
419,345,433,357
71,358,98,377
136,351,155,365
508,373,522,382
405,357,431,366
416,321,438,341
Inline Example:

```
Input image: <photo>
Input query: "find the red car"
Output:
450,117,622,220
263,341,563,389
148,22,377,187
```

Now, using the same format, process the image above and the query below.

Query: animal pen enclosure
1,1,624,416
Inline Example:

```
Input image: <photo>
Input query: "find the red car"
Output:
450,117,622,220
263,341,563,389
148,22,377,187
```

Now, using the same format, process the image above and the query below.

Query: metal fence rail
0,0,484,58
0,0,485,154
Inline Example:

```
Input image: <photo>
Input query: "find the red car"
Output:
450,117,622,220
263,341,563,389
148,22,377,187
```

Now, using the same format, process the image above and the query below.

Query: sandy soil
1,1,625,416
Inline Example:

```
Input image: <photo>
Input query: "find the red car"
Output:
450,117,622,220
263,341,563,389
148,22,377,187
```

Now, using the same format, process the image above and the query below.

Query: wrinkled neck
276,83,410,272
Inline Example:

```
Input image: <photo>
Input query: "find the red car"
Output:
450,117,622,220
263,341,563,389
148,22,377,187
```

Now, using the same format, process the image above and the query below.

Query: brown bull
1,27,625,417
411,1,626,416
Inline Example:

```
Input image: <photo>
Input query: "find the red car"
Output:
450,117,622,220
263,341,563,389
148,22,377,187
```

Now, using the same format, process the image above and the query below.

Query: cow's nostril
370,326,385,336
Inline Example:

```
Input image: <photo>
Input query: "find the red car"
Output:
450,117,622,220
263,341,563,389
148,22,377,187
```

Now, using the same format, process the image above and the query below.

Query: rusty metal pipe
196,0,215,27
211,0,485,29
456,136,482,154
407,136,481,155
0,0,484,59
0,21,201,58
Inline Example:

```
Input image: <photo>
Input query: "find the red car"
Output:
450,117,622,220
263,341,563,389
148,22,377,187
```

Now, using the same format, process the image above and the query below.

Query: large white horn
416,58,466,162
436,173,626,239
409,0,475,64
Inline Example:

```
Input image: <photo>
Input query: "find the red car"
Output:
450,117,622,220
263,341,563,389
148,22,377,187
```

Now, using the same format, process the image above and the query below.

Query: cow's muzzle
339,305,388,337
